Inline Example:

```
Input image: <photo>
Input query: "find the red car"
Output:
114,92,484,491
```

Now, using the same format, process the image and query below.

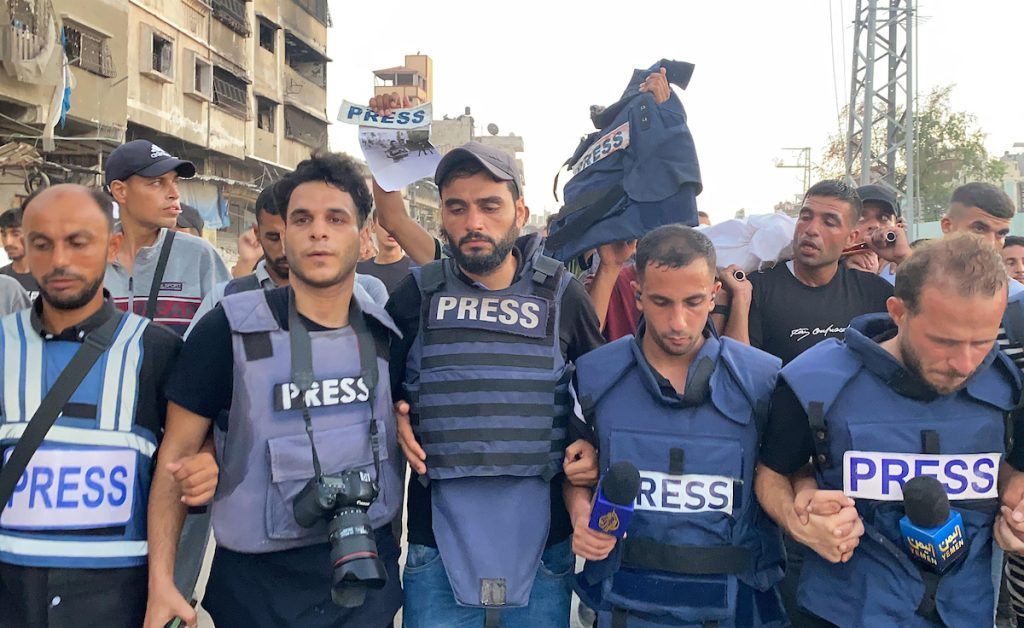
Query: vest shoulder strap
781,339,862,468
575,336,637,415
714,338,781,432
417,261,447,296
223,273,262,297
966,350,1023,412
222,289,278,334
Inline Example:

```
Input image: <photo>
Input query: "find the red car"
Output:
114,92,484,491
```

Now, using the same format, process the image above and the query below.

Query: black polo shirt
0,295,181,628
386,247,605,549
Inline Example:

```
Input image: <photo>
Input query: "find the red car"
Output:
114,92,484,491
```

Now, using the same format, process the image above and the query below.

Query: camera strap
288,290,382,481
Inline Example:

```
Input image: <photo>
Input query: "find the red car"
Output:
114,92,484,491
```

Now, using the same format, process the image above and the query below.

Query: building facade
0,0,331,260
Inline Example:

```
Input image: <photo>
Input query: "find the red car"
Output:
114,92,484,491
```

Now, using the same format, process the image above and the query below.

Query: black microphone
900,475,967,572
589,461,641,538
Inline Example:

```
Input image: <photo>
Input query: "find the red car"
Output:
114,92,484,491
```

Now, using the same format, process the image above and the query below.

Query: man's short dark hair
274,153,372,227
0,208,21,229
896,233,1007,314
1005,236,1024,249
697,210,709,219
950,182,1015,220
438,159,520,202
635,224,716,281
803,179,862,226
255,181,281,222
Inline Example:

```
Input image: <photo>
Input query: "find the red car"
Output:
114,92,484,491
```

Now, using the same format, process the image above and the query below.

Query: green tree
818,85,1006,222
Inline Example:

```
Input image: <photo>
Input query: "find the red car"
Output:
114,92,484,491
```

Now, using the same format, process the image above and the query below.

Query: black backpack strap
544,183,625,254
145,229,177,320
0,313,125,516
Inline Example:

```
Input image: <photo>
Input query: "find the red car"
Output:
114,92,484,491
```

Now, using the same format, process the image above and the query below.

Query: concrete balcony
282,64,325,118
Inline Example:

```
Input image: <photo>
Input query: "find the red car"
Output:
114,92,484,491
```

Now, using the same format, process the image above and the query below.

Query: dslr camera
293,469,387,607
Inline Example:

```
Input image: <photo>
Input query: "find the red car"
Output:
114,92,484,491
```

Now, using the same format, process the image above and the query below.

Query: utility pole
844,0,916,236
774,147,813,195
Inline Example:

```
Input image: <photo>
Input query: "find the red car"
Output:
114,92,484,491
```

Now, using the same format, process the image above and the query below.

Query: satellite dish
487,123,499,136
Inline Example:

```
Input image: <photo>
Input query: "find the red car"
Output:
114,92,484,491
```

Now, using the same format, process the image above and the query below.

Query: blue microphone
589,461,641,539
899,475,967,573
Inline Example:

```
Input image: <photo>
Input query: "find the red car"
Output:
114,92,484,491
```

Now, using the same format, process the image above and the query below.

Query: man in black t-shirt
356,211,413,293
0,207,40,299
719,180,893,365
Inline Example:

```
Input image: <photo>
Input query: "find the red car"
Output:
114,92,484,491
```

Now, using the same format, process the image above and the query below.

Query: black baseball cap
857,184,900,218
434,141,522,198
176,203,204,232
105,139,196,186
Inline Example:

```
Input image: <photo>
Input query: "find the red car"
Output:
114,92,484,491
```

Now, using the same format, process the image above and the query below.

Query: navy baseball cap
857,184,900,218
176,203,204,232
105,139,196,186
435,141,522,199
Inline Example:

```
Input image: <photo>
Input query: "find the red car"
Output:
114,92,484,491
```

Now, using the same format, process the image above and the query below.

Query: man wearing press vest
388,142,604,626
570,225,788,626
145,154,404,628
104,139,229,335
0,185,213,627
755,235,1024,627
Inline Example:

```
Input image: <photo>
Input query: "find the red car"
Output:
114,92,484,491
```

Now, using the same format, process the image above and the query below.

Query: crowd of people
1,76,1024,628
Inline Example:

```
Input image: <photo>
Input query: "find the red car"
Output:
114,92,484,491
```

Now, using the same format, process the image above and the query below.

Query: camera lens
328,508,387,607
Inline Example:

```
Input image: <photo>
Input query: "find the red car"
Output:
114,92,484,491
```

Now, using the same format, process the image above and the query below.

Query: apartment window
256,96,276,132
213,66,248,118
284,106,326,149
63,20,116,78
284,31,326,88
185,50,212,100
140,25,174,81
212,0,250,37
258,18,276,53
291,0,331,26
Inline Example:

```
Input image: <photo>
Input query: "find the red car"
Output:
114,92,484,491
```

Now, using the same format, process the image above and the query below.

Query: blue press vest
545,60,701,262
784,313,1021,627
403,235,575,609
213,289,403,554
0,310,155,569
575,332,786,627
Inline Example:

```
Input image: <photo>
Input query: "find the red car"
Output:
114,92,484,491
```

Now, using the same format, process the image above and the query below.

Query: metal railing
64,24,116,78
213,74,248,118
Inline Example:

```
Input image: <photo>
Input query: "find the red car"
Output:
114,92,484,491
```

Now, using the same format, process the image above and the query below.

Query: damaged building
0,0,331,259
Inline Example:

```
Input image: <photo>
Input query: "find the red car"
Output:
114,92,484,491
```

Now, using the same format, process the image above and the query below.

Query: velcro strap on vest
242,331,273,361
484,608,501,628
669,448,685,475
920,430,940,455
915,568,942,623
622,538,751,575
807,401,832,468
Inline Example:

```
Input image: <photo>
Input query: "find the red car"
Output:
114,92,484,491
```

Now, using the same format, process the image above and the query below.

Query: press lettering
412,110,426,124
57,467,80,508
943,459,968,494
458,297,479,321
30,467,53,508
972,457,996,494
848,456,876,492
635,470,735,515
363,109,379,123
108,466,128,506
345,105,363,120
275,377,372,411
881,458,910,495
661,478,681,509
683,480,706,511
396,111,411,124
428,294,550,338
520,302,541,329
637,477,656,508
708,480,731,510
83,467,104,508
436,296,458,319
843,451,1001,500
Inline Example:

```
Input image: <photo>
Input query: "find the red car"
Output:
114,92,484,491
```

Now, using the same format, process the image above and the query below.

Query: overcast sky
327,0,1023,223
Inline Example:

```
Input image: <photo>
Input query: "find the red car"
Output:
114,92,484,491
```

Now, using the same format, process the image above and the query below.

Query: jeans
402,539,574,628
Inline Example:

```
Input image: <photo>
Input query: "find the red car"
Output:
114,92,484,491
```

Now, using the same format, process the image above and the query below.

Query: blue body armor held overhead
783,313,1021,628
404,233,573,611
0,310,155,569
574,331,786,627
545,59,702,262
212,289,403,554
